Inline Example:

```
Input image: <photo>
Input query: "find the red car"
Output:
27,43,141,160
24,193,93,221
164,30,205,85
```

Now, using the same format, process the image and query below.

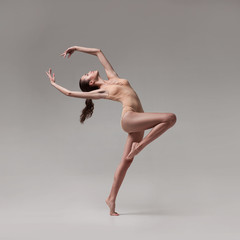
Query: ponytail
80,99,95,124
79,77,99,124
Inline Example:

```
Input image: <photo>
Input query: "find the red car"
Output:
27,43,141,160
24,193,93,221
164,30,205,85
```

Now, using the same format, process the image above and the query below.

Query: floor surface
0,174,239,240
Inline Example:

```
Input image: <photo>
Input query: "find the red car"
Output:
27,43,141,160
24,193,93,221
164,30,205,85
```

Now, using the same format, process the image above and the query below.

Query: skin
46,46,177,216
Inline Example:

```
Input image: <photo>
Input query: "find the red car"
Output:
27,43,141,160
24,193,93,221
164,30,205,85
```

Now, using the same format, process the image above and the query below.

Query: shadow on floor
119,208,199,216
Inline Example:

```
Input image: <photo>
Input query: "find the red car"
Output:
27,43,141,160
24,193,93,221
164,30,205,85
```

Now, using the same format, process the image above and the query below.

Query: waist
121,105,144,118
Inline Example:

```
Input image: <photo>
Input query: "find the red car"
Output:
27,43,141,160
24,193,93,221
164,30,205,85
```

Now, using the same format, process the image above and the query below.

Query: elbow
96,49,101,56
66,91,71,96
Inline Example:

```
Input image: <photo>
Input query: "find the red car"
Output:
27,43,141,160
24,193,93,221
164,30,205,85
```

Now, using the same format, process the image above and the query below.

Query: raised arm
61,46,119,79
96,50,119,79
60,46,100,58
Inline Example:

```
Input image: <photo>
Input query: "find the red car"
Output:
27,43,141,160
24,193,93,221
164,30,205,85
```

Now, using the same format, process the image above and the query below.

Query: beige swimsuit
121,106,136,118
103,79,144,131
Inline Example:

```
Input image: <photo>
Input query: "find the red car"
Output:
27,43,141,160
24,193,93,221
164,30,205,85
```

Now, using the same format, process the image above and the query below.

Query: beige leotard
101,78,144,128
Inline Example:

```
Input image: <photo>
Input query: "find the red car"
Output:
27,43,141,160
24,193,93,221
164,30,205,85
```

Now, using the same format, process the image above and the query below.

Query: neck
94,75,108,87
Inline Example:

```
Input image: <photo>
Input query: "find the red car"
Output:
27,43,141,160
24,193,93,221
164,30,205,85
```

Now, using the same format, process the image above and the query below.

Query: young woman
46,46,177,216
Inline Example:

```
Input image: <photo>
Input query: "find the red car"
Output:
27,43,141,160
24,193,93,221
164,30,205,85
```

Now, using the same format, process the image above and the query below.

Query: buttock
121,110,135,132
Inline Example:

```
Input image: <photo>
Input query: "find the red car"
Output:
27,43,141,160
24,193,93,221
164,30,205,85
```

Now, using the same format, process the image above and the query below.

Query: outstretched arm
68,89,108,99
46,68,108,99
46,68,71,95
52,83,107,99
52,82,70,96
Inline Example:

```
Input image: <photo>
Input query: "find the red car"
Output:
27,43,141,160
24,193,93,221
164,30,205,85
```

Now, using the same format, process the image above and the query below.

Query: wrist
75,46,81,51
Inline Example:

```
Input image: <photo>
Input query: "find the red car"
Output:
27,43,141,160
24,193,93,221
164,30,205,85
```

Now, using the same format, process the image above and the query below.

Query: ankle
107,196,116,202
137,141,145,151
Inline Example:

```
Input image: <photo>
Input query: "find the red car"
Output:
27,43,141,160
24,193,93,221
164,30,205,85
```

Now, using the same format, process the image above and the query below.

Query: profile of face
81,70,99,86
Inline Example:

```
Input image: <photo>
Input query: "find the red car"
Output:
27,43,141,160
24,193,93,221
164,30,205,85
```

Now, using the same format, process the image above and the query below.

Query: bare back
100,78,144,119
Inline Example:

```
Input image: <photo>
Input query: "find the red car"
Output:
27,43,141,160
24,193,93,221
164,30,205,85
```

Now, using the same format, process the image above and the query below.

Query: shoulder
120,78,130,85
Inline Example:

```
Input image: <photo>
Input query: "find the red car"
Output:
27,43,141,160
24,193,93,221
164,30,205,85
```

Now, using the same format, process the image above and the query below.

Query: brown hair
79,77,99,124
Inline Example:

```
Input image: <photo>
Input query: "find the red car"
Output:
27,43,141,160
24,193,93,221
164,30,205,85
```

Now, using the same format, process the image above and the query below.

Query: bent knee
167,113,177,126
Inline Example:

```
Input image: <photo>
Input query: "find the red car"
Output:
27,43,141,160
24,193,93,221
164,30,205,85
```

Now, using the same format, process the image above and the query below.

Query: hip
120,106,144,131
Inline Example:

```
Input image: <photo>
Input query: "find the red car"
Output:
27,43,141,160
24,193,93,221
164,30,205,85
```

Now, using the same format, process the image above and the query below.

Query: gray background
0,0,239,239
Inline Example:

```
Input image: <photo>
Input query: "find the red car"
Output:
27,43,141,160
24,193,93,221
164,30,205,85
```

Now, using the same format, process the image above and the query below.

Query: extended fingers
46,71,50,77
60,49,68,58
60,49,73,58
46,68,53,78
60,52,66,57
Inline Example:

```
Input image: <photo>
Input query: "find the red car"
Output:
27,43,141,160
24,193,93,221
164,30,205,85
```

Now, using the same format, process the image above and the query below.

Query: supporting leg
105,160,132,216
106,131,144,216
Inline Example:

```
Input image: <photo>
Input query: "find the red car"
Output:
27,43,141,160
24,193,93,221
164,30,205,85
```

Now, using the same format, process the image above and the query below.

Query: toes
126,153,133,160
126,143,138,160
110,212,119,216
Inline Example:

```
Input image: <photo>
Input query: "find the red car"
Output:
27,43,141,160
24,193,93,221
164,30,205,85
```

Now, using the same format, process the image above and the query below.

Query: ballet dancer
46,46,177,216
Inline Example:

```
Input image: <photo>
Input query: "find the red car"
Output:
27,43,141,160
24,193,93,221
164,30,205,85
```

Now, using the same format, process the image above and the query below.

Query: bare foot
105,198,119,216
126,142,141,160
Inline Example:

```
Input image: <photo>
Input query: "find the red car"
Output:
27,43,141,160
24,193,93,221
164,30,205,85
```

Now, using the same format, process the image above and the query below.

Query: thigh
121,131,144,161
121,111,172,133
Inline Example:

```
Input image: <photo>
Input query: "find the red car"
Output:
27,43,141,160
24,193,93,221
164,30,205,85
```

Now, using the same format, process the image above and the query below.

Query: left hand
60,46,77,58
46,68,55,85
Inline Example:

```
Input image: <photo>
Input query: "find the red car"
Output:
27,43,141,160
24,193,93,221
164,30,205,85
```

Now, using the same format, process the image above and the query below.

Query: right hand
46,68,56,85
60,46,77,58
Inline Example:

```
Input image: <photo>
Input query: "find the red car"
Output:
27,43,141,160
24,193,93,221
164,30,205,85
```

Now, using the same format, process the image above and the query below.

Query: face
81,70,99,85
